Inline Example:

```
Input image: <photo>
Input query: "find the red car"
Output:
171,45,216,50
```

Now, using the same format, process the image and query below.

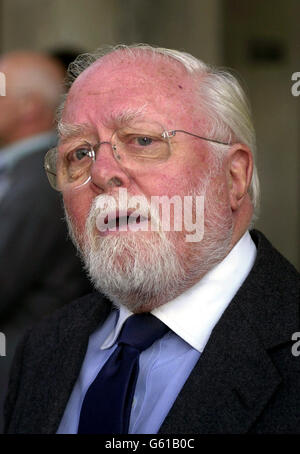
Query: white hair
59,43,260,224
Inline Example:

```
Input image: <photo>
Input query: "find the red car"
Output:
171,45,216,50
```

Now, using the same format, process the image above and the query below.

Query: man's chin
82,230,185,311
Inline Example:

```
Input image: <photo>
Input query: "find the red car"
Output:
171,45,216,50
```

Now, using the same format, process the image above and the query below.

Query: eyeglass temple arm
167,129,231,146
45,168,57,177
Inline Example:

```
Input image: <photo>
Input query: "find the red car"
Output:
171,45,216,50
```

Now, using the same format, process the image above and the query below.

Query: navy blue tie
77,312,169,434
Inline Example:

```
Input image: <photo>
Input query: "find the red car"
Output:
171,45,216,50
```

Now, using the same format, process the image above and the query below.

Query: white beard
64,175,233,312
83,230,185,312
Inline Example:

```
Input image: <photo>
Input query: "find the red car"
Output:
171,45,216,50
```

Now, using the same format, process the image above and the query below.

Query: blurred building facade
0,0,299,270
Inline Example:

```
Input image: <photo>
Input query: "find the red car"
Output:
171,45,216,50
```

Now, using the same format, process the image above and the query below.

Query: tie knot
117,313,169,352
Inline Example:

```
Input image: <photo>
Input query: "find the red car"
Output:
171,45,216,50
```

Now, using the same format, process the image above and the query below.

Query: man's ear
227,144,253,211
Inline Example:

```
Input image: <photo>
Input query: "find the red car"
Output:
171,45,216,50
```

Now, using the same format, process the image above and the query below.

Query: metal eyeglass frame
44,128,231,190
162,129,231,146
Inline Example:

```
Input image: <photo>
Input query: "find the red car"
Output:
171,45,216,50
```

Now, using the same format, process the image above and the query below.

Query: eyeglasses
44,121,231,191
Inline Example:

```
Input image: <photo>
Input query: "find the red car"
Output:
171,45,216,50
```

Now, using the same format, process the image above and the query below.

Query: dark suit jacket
4,230,300,433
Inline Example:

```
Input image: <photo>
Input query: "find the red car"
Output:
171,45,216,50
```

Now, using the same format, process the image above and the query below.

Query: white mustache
90,190,161,232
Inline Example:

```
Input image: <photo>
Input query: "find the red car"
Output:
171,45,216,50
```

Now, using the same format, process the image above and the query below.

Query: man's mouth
96,210,149,234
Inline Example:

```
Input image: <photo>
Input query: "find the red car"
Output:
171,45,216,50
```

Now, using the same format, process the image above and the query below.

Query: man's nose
90,141,131,191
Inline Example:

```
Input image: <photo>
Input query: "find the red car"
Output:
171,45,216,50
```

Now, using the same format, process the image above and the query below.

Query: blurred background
0,0,299,269
0,0,299,434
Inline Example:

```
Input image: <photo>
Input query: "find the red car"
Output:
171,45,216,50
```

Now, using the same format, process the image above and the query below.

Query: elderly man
4,45,300,434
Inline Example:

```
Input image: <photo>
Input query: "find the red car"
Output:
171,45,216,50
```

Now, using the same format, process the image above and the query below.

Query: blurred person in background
0,51,91,432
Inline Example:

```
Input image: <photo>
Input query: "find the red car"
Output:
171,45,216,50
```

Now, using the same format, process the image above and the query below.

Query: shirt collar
153,230,256,352
101,230,256,352
101,306,132,349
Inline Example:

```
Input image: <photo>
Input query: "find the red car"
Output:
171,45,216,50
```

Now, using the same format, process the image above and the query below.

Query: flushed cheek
151,169,203,197
141,160,202,196
63,190,94,238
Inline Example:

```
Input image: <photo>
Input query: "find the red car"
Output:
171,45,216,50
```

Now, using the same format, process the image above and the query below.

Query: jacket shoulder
250,229,299,292
239,229,299,349
24,291,112,351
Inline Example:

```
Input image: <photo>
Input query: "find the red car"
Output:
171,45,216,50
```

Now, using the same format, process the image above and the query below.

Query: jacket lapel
47,295,112,434
159,300,281,433
16,293,112,434
160,230,297,433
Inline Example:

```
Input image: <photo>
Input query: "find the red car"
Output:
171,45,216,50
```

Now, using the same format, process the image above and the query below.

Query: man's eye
69,148,90,161
136,136,153,146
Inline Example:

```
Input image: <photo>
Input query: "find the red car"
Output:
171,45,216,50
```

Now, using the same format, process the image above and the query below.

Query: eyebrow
108,105,148,128
57,105,149,141
57,122,95,142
